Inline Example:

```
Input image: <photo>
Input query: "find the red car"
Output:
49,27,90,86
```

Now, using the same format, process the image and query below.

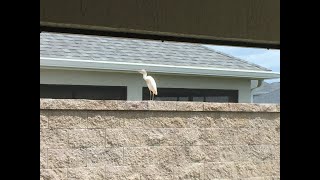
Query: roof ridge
201,45,271,71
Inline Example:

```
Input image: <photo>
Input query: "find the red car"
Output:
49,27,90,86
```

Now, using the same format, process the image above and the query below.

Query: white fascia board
40,57,280,79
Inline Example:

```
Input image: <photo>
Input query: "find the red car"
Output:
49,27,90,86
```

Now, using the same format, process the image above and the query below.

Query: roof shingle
40,32,271,72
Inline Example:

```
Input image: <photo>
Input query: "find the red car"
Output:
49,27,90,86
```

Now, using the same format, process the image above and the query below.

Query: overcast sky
204,45,280,83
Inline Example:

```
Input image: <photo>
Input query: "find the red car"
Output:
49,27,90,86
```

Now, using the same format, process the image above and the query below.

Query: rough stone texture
47,149,69,168
46,110,87,128
40,99,280,112
124,147,157,165
176,102,204,111
47,148,86,169
40,148,47,169
174,163,204,179
40,128,68,149
148,101,177,111
69,129,105,148
156,146,189,165
40,111,49,128
144,112,190,128
87,148,123,166
87,111,122,128
40,99,120,110
204,162,237,179
40,168,67,180
117,101,148,110
40,99,280,179
68,166,105,180
203,103,280,112
105,165,140,180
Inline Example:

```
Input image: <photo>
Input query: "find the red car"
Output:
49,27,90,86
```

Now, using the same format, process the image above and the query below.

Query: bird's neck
142,73,147,80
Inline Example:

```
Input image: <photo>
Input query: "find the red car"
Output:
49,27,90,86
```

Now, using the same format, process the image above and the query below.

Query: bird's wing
152,75,160,84
146,76,158,95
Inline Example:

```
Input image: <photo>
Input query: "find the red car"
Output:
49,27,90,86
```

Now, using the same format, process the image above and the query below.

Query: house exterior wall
40,99,280,179
40,69,252,103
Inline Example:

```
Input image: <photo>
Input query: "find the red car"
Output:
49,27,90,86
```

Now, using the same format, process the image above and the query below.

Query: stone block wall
40,99,280,180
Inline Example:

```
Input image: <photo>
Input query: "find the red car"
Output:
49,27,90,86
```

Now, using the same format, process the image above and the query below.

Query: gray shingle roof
40,32,271,72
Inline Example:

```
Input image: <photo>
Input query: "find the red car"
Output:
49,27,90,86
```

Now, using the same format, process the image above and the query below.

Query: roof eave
40,57,280,79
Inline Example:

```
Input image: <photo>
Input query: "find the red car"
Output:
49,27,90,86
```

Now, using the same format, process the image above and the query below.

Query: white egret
138,69,158,100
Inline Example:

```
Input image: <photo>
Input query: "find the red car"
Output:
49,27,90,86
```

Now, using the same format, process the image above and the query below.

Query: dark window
143,87,238,103
40,84,127,100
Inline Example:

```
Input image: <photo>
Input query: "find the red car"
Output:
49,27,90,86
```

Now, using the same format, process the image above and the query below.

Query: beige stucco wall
40,99,280,179
40,68,252,103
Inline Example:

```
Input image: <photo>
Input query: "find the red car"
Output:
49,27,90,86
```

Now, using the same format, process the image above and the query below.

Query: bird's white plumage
138,69,158,99
145,76,157,95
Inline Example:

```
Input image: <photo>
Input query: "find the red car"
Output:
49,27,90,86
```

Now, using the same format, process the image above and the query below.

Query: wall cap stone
40,99,280,112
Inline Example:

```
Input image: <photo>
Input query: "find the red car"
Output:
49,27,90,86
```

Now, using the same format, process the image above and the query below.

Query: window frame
40,84,127,100
142,87,238,103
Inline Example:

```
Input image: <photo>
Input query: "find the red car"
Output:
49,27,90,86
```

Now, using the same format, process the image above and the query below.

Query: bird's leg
152,93,155,101
149,90,151,101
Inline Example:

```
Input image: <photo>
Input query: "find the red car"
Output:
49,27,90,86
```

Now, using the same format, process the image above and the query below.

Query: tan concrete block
199,128,220,145
69,129,105,148
40,148,47,169
270,145,280,160
48,110,87,128
40,110,49,128
147,101,177,111
140,129,163,146
155,146,188,165
66,100,119,110
219,145,250,162
40,99,119,110
217,112,250,128
47,148,86,169
184,146,207,163
105,165,140,180
176,102,204,111
237,177,271,180
174,163,204,180
40,168,67,180
87,111,122,128
203,103,230,112
203,103,280,112
124,147,157,165
122,111,151,128
87,148,123,166
67,148,87,168
67,166,105,180
105,129,126,147
235,161,259,178
259,161,279,177
141,175,173,180
40,128,68,149
144,112,190,128
203,146,220,162
204,162,237,179
106,128,154,147
157,129,181,146
117,101,148,110
247,112,280,127
188,112,215,128
177,128,203,146
238,128,278,145
47,149,69,168
138,165,174,180
247,145,275,161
